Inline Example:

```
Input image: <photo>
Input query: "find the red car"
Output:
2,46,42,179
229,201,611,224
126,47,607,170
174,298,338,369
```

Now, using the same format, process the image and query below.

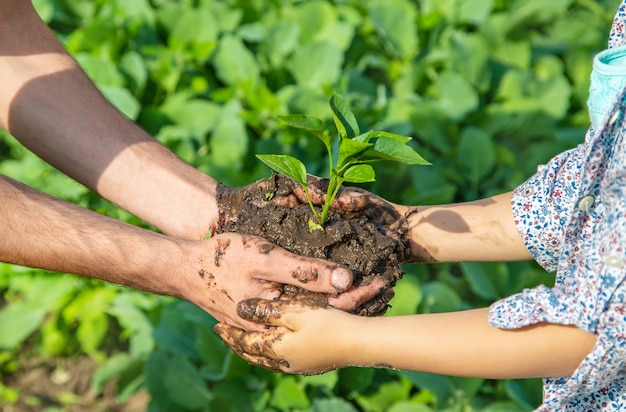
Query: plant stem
318,176,343,226
303,186,322,221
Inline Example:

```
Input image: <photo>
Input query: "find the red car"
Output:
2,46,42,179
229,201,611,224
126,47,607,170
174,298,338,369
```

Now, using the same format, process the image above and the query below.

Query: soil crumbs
217,175,409,316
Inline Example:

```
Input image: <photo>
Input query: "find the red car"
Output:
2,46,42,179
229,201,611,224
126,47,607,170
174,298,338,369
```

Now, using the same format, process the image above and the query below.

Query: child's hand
214,295,361,375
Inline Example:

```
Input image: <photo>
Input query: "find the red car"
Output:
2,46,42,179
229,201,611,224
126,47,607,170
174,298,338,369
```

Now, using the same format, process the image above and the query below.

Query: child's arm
401,192,532,263
214,298,596,378
346,190,532,264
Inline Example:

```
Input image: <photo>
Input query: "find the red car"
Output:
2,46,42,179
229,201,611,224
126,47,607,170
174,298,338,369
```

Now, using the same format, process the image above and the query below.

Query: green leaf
352,130,374,143
461,262,510,301
159,93,221,132
76,311,109,354
481,402,529,412
459,0,494,25
278,114,333,149
362,137,431,165
256,154,308,186
260,21,300,67
169,8,218,60
0,301,46,350
431,71,479,121
342,164,375,183
388,401,433,412
33,0,54,23
91,353,139,393
164,355,213,409
337,138,372,167
368,130,412,144
385,275,422,316
330,93,360,139
420,281,462,313
108,296,155,357
505,379,543,410
120,51,148,95
293,1,338,43
270,377,309,410
312,398,359,412
456,126,496,186
213,34,260,89
301,370,339,389
210,100,249,172
309,219,324,231
290,41,344,88
338,367,374,393
368,0,418,59
401,371,455,406
196,326,232,381
357,380,411,412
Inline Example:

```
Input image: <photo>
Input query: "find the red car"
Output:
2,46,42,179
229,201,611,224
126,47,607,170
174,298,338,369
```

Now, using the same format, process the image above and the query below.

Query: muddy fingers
213,323,291,373
237,297,329,325
237,298,285,325
216,175,407,316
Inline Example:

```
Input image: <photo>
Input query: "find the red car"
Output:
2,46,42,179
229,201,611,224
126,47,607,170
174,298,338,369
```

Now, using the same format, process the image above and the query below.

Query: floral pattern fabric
488,1,626,410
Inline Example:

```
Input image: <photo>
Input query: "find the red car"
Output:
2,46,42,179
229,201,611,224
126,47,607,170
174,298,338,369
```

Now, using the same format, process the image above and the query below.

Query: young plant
257,93,430,230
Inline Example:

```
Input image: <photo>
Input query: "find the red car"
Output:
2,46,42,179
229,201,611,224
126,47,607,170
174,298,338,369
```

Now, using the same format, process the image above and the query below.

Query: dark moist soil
216,174,408,316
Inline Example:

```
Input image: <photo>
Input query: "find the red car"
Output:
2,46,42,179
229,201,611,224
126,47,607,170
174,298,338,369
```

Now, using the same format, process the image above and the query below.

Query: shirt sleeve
509,143,585,272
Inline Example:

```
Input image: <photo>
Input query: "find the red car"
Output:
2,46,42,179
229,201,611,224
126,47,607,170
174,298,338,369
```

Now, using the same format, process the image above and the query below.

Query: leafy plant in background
257,93,430,230
0,0,618,410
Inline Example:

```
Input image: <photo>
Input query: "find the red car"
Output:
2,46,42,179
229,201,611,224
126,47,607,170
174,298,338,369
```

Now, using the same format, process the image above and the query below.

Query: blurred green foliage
0,0,618,410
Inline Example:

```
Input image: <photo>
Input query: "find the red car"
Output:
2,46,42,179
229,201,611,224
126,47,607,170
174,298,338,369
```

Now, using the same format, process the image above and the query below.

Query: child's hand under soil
214,295,362,375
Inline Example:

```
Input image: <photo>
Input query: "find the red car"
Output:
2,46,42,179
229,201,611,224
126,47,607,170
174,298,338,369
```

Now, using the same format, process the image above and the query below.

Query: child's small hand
214,295,360,375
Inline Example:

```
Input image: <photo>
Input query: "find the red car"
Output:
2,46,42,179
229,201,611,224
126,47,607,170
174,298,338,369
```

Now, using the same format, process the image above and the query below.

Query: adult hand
214,176,394,315
213,296,358,374
183,232,361,331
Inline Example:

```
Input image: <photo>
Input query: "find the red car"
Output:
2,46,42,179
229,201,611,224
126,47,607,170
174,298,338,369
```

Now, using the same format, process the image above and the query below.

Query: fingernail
331,268,352,290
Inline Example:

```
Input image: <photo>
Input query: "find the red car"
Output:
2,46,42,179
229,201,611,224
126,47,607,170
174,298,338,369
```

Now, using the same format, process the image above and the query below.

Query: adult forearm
355,308,596,379
0,174,193,298
0,2,218,239
405,192,532,262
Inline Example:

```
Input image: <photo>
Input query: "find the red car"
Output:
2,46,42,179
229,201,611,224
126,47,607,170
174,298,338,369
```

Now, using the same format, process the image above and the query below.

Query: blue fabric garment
589,44,626,130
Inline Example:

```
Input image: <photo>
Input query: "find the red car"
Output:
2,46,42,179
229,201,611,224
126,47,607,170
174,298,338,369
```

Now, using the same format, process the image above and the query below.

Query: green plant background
0,0,617,410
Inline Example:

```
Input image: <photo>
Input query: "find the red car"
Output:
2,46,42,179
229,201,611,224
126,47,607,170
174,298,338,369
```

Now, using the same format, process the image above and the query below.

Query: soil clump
216,174,409,316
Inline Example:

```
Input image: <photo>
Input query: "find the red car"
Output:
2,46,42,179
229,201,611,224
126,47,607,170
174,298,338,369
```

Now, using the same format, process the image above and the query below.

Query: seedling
257,93,430,230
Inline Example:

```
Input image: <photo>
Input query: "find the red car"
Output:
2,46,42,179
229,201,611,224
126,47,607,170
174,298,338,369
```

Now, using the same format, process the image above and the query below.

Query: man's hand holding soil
0,0,381,331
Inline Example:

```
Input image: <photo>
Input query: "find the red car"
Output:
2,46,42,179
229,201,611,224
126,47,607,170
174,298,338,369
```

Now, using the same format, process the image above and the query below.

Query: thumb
256,244,353,293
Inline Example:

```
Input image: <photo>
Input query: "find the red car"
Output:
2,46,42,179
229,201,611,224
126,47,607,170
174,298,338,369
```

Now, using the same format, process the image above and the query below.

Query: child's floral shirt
489,1,626,410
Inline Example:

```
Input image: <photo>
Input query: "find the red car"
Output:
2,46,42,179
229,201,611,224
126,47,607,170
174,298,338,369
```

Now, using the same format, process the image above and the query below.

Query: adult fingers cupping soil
246,236,353,293
328,277,389,313
216,176,407,317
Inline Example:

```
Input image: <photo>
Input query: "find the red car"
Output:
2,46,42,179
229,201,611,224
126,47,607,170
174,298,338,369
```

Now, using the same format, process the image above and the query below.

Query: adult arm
0,174,354,330
215,300,597,378
0,0,217,239
0,1,379,321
